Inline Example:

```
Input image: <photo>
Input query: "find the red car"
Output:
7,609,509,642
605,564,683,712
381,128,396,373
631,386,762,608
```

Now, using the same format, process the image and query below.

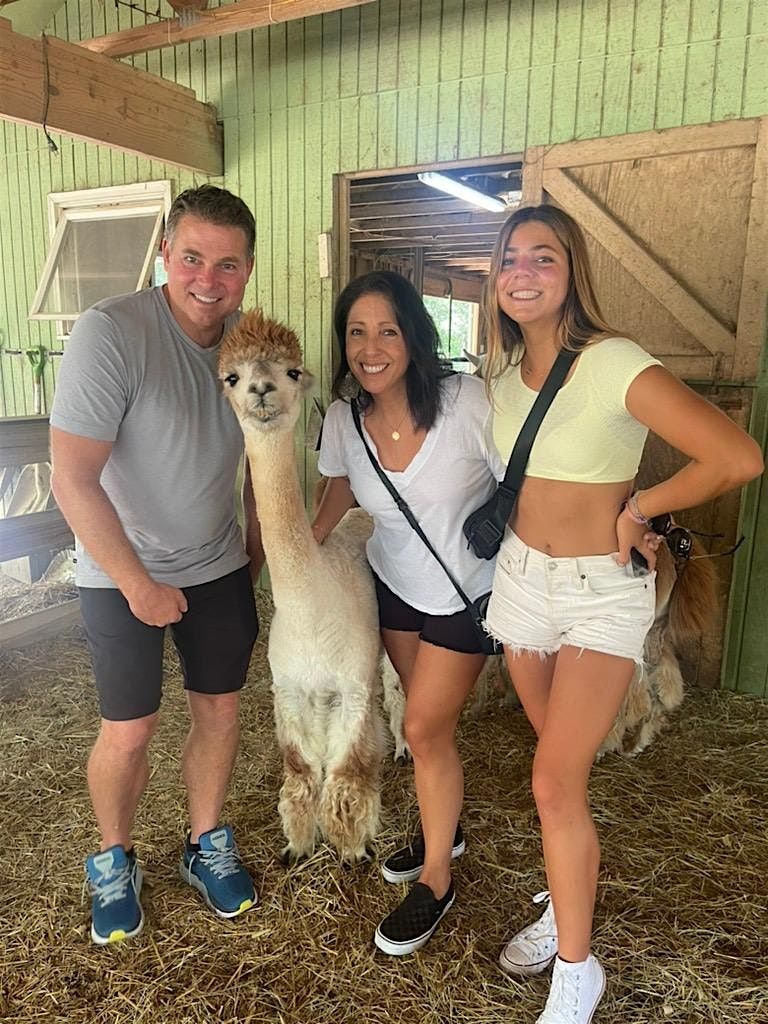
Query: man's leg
183,690,240,841
79,586,164,944
173,567,258,918
88,713,158,849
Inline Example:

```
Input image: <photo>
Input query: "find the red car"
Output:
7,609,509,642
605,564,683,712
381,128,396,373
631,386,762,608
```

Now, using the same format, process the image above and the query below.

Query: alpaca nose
249,380,276,395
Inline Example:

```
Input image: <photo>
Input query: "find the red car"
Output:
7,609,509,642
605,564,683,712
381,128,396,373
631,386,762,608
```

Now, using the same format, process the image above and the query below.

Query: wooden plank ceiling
350,162,521,282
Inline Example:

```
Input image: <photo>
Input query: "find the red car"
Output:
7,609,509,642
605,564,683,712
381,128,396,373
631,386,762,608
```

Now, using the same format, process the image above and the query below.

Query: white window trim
28,180,172,326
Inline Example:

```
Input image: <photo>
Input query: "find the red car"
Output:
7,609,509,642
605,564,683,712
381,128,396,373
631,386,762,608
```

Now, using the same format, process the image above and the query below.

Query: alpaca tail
665,541,719,651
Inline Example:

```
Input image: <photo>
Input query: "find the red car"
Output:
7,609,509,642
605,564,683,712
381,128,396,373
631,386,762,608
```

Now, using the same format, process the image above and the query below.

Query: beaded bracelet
624,492,650,525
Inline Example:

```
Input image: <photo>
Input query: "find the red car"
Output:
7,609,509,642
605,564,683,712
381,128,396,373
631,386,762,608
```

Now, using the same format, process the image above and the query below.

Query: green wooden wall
0,0,766,689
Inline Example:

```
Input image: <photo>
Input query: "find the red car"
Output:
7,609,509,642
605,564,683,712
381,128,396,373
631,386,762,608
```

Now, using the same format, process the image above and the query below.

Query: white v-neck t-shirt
318,373,504,615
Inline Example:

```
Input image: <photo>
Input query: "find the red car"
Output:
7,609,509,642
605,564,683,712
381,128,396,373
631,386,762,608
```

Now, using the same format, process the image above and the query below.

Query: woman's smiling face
496,220,570,333
345,292,410,396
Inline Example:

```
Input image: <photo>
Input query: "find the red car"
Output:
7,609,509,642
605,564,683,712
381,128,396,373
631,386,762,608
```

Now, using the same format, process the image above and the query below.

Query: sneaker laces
88,862,133,907
540,964,585,1023
194,845,242,879
515,891,556,954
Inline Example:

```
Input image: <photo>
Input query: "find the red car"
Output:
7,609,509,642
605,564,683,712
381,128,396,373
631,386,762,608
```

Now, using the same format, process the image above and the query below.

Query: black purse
350,402,500,656
463,349,577,559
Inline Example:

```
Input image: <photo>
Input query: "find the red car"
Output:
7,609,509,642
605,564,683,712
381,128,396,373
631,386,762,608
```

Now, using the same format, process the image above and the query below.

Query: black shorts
79,565,258,721
373,573,484,656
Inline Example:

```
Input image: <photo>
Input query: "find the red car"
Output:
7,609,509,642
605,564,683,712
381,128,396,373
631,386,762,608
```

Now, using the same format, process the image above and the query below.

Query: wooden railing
0,416,73,565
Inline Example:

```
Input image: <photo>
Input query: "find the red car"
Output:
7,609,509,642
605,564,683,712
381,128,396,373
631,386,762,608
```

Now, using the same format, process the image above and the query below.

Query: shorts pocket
583,566,656,605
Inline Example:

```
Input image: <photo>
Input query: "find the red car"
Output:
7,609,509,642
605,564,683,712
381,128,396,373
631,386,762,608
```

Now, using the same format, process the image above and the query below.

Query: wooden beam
351,198,485,220
0,599,81,647
543,167,735,356
350,211,507,232
0,509,73,562
521,145,544,205
0,18,222,174
543,119,757,170
733,117,768,381
0,416,52,468
79,0,376,59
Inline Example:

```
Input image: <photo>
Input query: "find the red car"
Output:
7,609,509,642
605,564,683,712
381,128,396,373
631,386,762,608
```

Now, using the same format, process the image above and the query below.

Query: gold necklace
378,407,410,441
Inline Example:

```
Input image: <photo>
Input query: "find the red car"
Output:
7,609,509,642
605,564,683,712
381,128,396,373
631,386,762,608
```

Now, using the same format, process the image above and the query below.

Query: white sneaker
499,890,558,977
537,955,606,1024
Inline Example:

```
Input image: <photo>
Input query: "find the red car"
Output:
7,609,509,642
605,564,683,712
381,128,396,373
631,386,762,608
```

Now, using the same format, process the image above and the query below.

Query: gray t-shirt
50,287,248,588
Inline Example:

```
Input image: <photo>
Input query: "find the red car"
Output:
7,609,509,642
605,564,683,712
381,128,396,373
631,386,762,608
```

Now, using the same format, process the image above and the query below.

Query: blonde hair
481,204,622,385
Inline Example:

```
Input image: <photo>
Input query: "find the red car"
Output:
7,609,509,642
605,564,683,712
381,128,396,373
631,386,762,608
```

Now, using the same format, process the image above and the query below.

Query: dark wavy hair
331,271,451,430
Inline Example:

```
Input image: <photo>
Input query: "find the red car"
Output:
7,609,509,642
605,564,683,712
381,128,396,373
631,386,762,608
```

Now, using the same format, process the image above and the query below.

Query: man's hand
124,578,188,626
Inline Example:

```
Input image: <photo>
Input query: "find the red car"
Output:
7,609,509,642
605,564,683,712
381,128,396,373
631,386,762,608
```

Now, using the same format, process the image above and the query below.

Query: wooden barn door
522,118,768,691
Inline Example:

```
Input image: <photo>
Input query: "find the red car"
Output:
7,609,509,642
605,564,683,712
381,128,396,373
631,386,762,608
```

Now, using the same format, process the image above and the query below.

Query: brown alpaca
599,537,719,756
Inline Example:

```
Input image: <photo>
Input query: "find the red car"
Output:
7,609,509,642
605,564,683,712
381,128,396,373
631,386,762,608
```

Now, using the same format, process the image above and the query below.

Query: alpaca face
219,309,314,432
219,356,313,431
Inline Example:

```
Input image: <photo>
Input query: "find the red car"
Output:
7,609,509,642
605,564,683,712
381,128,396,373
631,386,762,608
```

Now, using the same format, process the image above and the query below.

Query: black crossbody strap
497,348,577,500
350,401,473,610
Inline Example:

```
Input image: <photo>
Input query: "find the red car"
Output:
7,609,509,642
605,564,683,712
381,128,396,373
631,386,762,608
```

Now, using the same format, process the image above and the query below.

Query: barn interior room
1,2,766,1023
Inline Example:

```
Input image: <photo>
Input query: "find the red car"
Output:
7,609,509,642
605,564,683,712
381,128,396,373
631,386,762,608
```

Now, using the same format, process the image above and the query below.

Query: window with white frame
29,181,172,331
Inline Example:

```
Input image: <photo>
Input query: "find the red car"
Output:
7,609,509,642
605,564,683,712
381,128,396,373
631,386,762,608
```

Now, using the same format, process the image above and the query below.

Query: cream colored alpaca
219,310,385,863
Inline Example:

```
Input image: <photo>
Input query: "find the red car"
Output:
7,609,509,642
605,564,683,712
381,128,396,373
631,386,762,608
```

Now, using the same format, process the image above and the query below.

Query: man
50,185,264,944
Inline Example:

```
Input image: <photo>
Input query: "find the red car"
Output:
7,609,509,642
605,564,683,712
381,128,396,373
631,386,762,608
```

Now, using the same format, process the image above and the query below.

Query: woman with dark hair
313,270,503,955
481,205,763,1024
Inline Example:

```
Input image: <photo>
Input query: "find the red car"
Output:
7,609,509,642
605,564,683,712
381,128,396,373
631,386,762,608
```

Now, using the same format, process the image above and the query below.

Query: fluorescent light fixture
417,171,507,212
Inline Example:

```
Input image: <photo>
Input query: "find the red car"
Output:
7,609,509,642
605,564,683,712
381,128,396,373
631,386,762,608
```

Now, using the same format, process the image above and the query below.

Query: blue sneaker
85,845,144,945
180,825,256,918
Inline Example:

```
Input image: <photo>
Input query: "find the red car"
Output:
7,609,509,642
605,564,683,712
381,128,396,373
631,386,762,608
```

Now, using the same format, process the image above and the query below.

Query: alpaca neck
244,427,318,599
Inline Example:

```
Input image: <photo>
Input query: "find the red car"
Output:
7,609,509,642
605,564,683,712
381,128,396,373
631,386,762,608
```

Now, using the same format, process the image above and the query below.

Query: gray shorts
485,530,655,664
79,565,258,721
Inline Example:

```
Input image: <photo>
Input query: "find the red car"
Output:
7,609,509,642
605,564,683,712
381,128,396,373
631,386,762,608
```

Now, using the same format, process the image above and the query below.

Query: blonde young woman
481,205,762,1024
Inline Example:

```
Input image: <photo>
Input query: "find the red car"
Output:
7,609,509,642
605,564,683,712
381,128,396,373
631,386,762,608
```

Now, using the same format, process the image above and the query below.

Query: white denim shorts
485,530,656,664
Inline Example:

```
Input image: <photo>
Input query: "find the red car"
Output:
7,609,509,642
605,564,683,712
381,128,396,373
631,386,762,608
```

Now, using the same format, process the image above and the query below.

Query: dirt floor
1,593,766,1024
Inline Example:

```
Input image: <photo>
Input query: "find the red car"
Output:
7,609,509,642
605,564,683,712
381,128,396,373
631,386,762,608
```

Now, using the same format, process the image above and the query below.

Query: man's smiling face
162,214,254,348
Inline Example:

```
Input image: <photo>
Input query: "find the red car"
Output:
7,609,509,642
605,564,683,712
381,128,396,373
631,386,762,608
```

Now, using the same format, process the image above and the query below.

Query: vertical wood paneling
458,77,483,159
527,0,557,145
683,0,720,125
627,0,662,133
396,86,419,166
743,0,768,117
437,80,461,162
575,0,607,141
602,0,633,136
721,378,768,697
1,0,764,423
502,0,533,152
550,0,581,142
377,0,400,93
655,0,689,129
712,1,748,120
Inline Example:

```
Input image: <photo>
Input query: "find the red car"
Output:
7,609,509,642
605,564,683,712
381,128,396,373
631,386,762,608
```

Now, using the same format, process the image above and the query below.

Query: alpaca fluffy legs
272,688,323,862
380,654,409,761
319,687,385,863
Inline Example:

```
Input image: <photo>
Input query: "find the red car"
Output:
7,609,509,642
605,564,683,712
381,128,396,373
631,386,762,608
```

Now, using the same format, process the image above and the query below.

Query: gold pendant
391,430,400,441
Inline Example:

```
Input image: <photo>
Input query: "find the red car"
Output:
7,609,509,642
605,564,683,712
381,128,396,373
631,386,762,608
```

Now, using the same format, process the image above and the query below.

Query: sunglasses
649,513,745,562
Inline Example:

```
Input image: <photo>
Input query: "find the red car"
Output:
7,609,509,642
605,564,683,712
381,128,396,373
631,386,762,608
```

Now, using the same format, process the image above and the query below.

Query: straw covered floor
1,592,766,1024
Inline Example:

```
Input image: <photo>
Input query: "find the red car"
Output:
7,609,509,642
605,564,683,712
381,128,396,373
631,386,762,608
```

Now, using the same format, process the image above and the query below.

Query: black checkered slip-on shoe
374,881,456,956
380,824,465,884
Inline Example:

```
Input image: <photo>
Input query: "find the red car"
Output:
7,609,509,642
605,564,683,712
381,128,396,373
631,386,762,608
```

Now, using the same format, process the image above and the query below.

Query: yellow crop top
491,337,661,483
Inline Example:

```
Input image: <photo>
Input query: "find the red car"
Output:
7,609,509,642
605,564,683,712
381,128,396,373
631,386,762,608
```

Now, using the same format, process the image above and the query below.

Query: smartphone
629,546,649,577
